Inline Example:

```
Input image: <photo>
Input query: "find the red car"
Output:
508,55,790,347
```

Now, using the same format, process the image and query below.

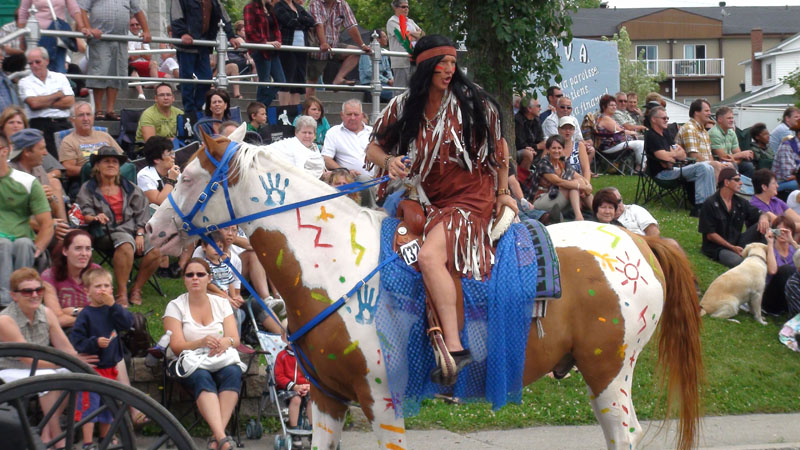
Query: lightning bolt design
350,222,365,266
296,209,332,248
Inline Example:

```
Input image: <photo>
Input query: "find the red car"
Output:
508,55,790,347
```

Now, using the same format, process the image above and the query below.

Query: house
570,6,800,104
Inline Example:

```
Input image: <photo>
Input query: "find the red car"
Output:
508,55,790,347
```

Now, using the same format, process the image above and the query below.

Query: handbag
173,346,247,378
39,0,79,53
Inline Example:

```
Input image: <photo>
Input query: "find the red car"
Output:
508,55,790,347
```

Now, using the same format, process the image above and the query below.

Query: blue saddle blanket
374,217,539,417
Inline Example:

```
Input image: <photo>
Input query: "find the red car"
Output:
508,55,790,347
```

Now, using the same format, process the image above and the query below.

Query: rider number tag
400,239,421,266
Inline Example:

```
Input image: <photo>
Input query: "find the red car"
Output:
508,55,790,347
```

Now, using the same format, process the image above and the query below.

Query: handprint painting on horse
147,129,703,450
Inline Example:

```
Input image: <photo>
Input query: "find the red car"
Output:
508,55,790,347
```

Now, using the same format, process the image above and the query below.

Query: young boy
247,102,267,132
274,320,311,443
69,268,134,448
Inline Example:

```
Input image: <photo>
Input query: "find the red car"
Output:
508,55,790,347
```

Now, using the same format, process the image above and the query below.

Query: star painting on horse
147,123,703,449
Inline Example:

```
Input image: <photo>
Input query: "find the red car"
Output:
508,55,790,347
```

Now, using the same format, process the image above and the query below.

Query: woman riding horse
366,35,518,384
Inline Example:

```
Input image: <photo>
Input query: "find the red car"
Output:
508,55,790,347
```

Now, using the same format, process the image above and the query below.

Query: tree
603,27,665,101
781,69,800,107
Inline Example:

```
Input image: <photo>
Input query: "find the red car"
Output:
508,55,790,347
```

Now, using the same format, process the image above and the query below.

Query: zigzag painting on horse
147,126,703,450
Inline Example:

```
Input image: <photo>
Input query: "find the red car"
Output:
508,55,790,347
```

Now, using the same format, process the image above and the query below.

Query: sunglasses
558,105,572,110
656,116,669,121
184,272,208,278
14,287,44,296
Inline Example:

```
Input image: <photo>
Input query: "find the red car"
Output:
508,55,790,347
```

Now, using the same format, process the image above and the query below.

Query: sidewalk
337,412,800,449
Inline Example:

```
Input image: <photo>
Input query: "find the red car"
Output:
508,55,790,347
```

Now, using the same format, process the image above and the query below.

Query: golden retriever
700,242,768,325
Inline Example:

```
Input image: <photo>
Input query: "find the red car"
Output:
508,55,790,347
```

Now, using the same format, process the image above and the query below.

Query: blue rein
167,141,394,404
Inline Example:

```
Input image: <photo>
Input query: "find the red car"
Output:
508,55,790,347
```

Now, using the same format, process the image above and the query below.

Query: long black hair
376,35,502,164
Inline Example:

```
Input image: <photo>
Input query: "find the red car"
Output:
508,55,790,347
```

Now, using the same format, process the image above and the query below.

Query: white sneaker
137,93,146,100
266,296,286,317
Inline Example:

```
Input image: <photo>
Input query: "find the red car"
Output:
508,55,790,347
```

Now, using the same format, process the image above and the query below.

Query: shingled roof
571,6,800,38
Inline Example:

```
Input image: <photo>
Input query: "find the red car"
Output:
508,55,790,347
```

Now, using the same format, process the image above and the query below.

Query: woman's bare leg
417,223,462,351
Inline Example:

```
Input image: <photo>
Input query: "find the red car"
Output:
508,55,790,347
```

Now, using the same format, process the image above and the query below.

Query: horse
146,128,703,450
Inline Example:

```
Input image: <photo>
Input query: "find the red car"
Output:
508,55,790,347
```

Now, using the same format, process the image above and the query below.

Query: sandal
206,436,217,449
216,436,236,450
95,111,105,120
115,293,129,307
129,290,143,306
104,111,120,121
132,411,150,428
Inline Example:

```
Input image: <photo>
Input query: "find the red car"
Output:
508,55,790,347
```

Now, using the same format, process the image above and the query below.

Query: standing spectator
18,47,74,159
70,267,134,449
78,0,151,121
677,98,728,180
244,0,286,108
0,47,20,111
698,167,769,267
538,85,562,124
709,106,755,178
750,123,773,169
772,130,800,194
358,30,394,102
644,106,716,217
305,0,370,97
0,11,24,59
170,0,242,123
8,129,67,222
770,106,800,154
626,91,643,125
275,0,315,106
136,83,184,143
321,99,374,206
0,135,53,307
18,0,88,73
386,0,423,88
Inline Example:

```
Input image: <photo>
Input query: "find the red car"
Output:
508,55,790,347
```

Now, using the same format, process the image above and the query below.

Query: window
635,45,658,74
766,63,773,81
682,44,707,75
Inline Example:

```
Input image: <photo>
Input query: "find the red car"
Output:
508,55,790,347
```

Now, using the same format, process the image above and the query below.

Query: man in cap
0,134,53,306
9,129,67,223
698,167,769,268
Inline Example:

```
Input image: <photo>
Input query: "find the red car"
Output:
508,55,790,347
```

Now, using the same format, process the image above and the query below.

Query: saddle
391,196,515,386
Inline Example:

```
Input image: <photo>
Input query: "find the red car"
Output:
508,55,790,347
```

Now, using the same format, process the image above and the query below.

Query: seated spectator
558,116,593,210
750,168,800,231
138,136,181,207
642,92,666,128
41,229,101,328
163,258,242,450
295,96,330,145
749,123,773,169
699,167,769,268
599,186,685,252
626,91,643,125
321,167,361,202
769,106,800,154
201,88,234,136
275,320,311,443
128,16,164,101
322,99,375,207
1,106,64,181
676,98,729,181
783,251,800,317
644,106,716,217
514,97,544,179
69,267,134,449
158,41,179,78
709,106,755,178
268,115,325,178
772,131,800,194
8,129,67,222
612,92,646,135
76,147,160,306
209,50,245,100
594,94,644,169
0,268,79,448
763,216,798,315
538,85,561,124
0,134,53,307
60,101,128,197
358,29,394,102
591,189,624,227
532,136,590,222
246,102,267,132
199,233,244,316
542,96,583,141
135,83,184,144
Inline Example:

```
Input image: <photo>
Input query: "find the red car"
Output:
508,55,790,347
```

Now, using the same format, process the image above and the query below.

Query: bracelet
164,178,176,186
383,155,394,173
496,188,510,196
228,337,235,347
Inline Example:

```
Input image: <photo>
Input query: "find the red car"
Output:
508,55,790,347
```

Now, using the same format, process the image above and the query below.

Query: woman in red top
244,0,287,108
366,35,517,384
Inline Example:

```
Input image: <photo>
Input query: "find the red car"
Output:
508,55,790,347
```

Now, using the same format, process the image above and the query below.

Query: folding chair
633,163,694,210
117,108,145,159
88,222,165,297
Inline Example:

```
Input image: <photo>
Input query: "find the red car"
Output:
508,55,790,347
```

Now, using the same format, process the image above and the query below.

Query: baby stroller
242,300,313,449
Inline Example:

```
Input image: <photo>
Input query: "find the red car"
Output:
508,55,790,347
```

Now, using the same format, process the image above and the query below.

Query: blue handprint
259,173,290,206
355,284,377,325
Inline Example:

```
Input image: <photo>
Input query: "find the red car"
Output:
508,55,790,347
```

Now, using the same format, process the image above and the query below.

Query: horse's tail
645,236,704,450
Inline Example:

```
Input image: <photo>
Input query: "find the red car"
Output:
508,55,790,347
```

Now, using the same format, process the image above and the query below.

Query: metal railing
631,58,725,78
11,5,411,122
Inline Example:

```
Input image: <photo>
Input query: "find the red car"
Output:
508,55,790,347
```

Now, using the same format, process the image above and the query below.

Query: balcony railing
629,58,724,78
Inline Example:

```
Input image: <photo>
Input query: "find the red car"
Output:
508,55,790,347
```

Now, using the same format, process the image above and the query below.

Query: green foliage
574,0,603,7
603,27,665,101
221,0,249,24
347,0,393,32
782,68,800,107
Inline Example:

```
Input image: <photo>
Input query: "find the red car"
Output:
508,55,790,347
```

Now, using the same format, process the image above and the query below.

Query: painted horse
147,129,703,450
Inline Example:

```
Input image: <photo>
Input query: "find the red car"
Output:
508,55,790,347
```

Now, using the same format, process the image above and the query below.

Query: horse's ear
200,127,230,161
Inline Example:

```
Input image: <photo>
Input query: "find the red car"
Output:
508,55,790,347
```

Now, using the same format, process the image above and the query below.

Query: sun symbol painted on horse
615,251,648,294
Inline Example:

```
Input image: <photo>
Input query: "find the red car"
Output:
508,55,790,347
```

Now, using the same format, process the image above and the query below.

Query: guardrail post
24,4,40,52
215,20,228,90
370,31,381,124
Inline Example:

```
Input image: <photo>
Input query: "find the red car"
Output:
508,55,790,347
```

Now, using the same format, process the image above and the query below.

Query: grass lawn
132,174,800,432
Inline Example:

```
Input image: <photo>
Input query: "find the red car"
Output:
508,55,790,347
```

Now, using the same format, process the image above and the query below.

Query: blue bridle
167,141,395,404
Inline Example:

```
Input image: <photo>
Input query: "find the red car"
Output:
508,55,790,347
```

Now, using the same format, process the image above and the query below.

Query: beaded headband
415,46,457,64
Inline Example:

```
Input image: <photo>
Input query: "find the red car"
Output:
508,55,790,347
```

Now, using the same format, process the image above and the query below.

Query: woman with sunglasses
163,258,242,450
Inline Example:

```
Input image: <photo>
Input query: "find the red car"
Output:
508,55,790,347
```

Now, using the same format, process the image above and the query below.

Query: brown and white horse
147,129,703,450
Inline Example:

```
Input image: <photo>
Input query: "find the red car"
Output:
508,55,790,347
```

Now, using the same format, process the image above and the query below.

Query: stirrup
430,349,473,386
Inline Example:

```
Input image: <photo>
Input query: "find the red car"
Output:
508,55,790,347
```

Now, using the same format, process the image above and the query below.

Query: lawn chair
117,108,145,159
633,161,694,210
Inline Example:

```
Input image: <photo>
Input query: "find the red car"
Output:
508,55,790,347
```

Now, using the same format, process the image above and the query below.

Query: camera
771,228,782,237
